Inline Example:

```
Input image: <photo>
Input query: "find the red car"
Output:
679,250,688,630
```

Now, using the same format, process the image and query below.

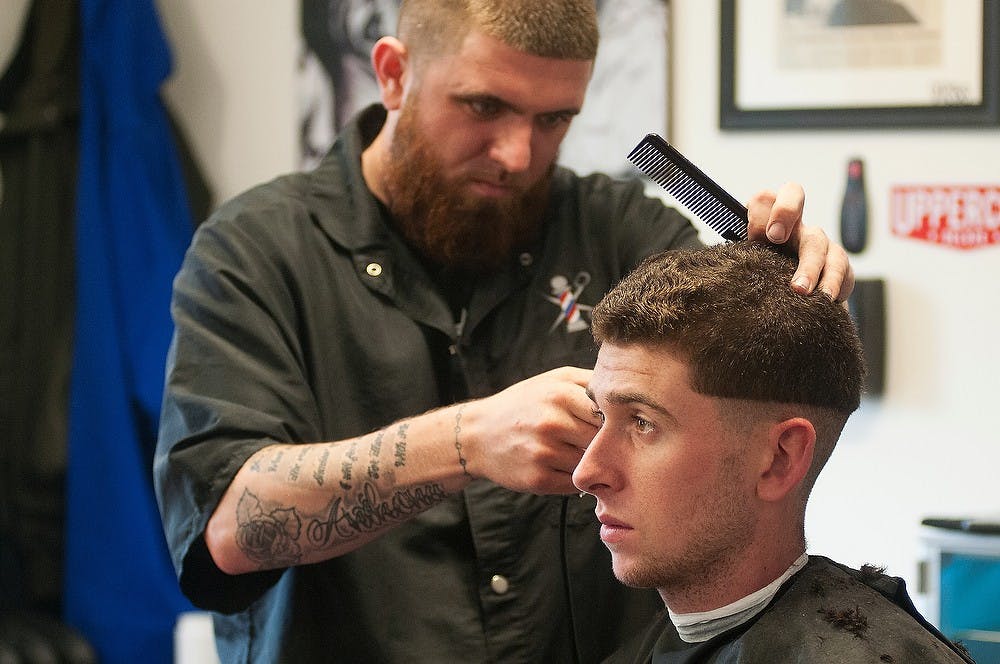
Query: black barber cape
606,556,975,664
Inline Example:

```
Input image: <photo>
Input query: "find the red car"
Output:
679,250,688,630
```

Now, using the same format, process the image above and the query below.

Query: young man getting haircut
575,243,972,663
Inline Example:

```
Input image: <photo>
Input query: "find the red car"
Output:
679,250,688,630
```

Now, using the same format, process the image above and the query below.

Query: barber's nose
489,121,532,173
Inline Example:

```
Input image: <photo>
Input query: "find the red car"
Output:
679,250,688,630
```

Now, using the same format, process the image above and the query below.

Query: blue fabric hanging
65,1,195,661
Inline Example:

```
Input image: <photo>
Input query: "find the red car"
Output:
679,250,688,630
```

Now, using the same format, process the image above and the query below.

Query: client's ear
756,418,815,502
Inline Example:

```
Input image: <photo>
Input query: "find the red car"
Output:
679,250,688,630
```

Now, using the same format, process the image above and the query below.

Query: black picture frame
720,0,1000,129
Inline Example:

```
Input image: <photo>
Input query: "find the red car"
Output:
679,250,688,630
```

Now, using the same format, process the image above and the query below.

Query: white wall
158,1,300,204
669,3,1000,597
157,0,1000,601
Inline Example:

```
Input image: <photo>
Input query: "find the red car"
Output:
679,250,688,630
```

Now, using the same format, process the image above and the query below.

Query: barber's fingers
746,183,804,245
815,240,855,302
746,184,855,301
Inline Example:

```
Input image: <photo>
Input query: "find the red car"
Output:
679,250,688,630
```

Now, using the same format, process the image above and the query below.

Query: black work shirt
154,105,700,663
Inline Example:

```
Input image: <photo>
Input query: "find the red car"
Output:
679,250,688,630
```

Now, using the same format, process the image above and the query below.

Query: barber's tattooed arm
204,367,598,574
204,410,476,575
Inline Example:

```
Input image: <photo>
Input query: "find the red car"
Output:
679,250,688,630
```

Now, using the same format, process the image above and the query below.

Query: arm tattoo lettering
235,489,303,568
288,447,309,482
306,481,447,546
266,450,284,473
394,423,408,467
313,448,330,486
368,430,385,480
340,440,359,490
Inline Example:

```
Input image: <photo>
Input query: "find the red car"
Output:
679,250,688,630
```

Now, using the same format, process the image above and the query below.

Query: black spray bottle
840,157,868,254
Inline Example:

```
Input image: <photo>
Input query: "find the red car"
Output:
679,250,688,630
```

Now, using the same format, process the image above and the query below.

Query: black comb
627,133,748,242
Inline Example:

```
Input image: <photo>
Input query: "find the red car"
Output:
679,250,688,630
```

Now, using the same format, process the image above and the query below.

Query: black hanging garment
0,0,80,619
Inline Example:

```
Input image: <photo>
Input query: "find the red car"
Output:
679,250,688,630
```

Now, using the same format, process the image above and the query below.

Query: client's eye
633,416,654,434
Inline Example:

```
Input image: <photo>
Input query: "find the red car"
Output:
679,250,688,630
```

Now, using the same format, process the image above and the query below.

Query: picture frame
559,0,671,178
299,0,670,176
719,0,1000,129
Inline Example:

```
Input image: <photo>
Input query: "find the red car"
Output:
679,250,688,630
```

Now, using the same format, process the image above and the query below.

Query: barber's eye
467,99,500,118
538,112,572,130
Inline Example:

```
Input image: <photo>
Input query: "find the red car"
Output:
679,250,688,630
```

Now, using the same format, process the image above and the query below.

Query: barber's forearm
204,405,473,575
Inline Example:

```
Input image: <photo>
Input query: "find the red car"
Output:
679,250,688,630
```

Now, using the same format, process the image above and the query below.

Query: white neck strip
668,552,809,643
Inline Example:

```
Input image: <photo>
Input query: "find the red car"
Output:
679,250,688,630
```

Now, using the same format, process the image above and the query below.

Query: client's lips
597,512,633,544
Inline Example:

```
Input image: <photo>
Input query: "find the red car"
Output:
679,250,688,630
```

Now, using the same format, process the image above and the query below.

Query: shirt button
518,252,533,267
490,574,510,595
366,262,383,277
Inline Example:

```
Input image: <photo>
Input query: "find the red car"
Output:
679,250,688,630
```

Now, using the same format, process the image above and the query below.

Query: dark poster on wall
298,0,670,178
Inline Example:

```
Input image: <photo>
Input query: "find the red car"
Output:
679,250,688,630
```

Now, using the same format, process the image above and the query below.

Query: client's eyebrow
586,387,675,421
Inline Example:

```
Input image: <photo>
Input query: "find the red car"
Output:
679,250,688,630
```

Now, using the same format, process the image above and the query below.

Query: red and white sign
891,185,1000,249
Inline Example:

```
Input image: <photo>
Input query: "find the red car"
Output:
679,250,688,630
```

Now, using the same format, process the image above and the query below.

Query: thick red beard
381,102,551,273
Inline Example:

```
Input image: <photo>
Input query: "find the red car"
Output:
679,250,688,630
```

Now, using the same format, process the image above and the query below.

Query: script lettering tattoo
235,489,302,568
313,448,330,486
306,481,447,546
368,430,385,480
394,423,408,467
267,450,284,473
340,441,359,490
288,447,309,482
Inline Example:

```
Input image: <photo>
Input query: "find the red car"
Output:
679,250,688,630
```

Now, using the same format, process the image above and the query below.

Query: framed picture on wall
558,0,670,178
298,0,670,177
719,0,1000,129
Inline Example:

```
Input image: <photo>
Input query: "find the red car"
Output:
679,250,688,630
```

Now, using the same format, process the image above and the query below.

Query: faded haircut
397,0,599,64
592,243,866,494
592,242,864,411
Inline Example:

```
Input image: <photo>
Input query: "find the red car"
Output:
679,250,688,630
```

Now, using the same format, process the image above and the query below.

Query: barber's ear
756,418,815,502
371,36,408,110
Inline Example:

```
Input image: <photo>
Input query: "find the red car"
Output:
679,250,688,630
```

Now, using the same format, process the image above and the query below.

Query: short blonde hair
398,0,599,64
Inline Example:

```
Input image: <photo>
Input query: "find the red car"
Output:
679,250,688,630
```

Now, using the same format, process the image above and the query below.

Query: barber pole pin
545,272,593,334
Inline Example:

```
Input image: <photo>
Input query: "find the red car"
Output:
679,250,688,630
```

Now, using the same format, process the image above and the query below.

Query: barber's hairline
400,25,597,68
396,0,599,64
